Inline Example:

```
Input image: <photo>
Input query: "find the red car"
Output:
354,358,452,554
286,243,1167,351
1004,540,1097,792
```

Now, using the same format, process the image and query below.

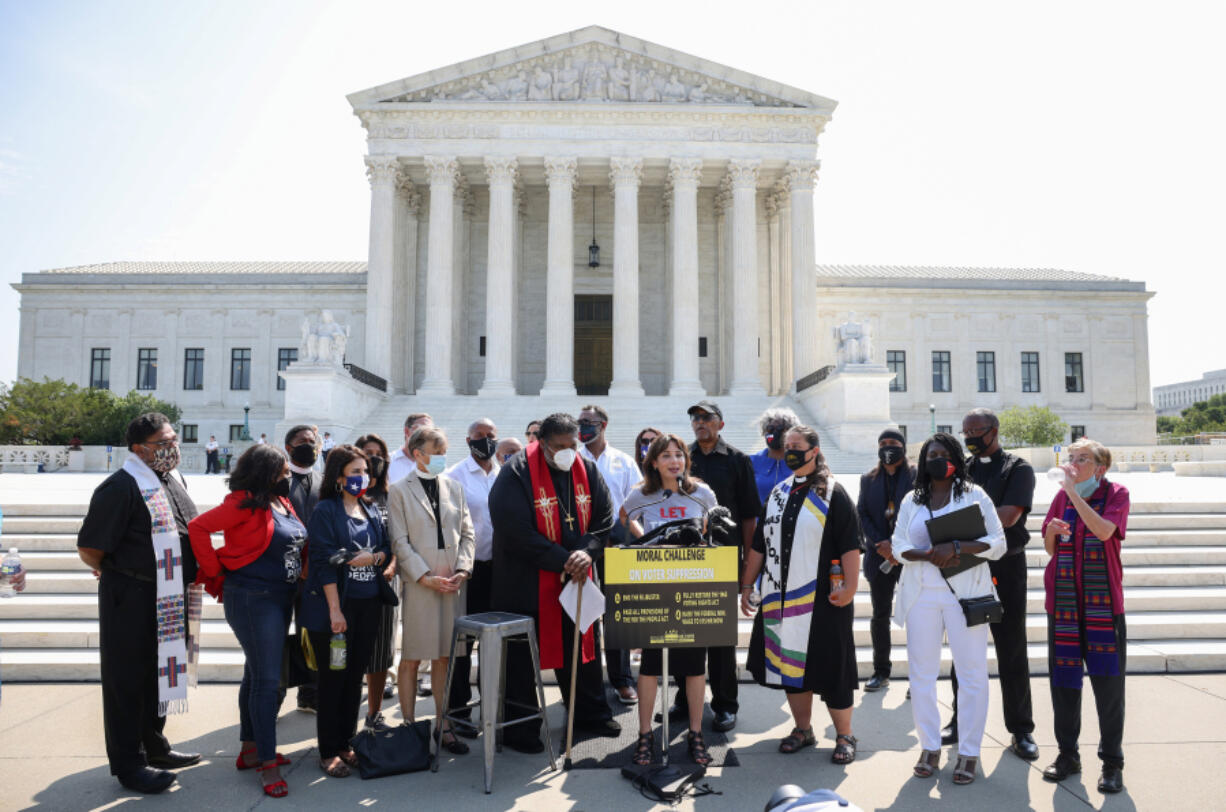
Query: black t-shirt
688,437,761,527
77,469,199,581
966,449,1035,555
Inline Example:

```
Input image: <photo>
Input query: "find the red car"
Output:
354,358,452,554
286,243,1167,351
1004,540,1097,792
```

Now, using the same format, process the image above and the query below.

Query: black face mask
578,424,600,444
367,456,386,480
784,449,812,471
272,477,291,498
925,458,956,481
964,430,994,456
879,446,905,466
468,436,497,461
289,444,317,467
765,432,784,451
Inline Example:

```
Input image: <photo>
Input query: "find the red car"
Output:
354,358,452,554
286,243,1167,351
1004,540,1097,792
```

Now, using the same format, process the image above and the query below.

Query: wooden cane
562,573,585,770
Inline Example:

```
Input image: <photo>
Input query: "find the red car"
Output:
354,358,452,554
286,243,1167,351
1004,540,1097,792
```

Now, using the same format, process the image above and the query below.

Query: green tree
0,378,181,446
1179,393,1226,434
1156,415,1181,435
997,405,1069,448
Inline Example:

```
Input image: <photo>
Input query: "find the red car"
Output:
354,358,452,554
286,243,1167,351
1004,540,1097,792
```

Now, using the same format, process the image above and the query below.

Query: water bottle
748,588,762,611
829,559,844,594
329,633,347,670
1046,467,1068,484
0,548,21,599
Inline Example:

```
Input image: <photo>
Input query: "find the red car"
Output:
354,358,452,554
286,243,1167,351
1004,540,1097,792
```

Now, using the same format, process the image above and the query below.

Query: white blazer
890,483,1007,627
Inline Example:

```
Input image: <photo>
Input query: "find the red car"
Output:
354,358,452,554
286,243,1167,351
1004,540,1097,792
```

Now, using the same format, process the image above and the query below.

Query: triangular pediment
347,26,836,112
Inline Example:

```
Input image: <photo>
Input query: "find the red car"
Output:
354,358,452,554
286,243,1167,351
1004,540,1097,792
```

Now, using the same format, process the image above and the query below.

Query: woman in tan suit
388,426,475,754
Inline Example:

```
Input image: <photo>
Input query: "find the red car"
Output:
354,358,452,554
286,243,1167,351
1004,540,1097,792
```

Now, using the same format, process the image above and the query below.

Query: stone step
1024,546,1226,567
5,638,1225,682
1024,513,1226,531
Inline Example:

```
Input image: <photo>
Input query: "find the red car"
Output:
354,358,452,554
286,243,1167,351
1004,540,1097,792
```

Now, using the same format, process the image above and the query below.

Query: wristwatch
952,540,961,556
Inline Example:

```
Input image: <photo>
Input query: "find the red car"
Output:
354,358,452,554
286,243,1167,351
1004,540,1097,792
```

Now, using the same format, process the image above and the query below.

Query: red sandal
236,746,291,770
256,765,288,798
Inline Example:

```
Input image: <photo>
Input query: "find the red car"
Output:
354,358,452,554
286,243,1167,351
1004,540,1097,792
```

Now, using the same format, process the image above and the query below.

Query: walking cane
563,572,585,770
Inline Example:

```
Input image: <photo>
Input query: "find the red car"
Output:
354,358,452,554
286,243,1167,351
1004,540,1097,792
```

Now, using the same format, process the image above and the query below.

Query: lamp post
241,403,252,442
929,403,936,436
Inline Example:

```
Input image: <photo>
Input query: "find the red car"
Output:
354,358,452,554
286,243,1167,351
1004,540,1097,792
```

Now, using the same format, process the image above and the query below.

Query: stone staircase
3,499,1225,682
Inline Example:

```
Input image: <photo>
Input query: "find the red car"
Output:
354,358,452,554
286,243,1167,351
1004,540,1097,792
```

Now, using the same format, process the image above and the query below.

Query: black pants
672,544,741,716
287,585,317,707
205,450,219,474
950,553,1034,736
1049,614,1127,768
868,568,901,677
596,546,633,690
308,597,379,759
448,559,493,719
502,614,612,744
98,573,172,777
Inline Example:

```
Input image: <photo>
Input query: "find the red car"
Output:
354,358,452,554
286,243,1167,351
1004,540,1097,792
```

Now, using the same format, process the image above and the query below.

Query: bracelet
952,540,961,556
739,585,753,592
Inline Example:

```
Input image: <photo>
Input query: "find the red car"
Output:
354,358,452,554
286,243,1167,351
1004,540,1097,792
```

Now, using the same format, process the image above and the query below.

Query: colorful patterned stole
122,456,202,715
525,442,594,670
1052,491,1118,689
760,475,830,688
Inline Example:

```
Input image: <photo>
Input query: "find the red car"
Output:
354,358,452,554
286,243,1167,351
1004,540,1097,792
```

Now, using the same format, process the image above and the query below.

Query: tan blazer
388,469,475,660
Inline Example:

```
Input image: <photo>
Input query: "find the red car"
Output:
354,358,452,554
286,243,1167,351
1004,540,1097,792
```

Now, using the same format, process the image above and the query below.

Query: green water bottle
329,633,346,670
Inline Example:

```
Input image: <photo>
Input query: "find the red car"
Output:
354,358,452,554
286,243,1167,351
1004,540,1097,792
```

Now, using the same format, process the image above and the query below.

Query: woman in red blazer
188,444,306,799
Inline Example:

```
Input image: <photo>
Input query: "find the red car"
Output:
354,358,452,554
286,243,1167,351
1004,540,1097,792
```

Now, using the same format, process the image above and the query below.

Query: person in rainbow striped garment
742,425,864,765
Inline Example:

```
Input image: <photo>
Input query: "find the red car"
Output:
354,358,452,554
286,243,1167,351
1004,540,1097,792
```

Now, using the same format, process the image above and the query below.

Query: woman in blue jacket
302,444,391,778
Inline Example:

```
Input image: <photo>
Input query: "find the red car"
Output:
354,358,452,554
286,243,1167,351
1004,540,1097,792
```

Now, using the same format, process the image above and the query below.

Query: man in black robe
77,413,201,794
489,412,619,752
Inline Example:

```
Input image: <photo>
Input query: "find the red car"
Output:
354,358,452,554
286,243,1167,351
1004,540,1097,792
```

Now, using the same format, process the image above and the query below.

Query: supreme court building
13,27,1157,456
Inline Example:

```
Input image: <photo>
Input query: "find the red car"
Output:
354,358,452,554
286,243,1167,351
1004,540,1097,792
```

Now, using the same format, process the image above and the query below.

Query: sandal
913,749,940,778
320,757,350,778
439,727,470,755
687,730,712,767
338,750,359,768
832,734,857,765
256,765,288,798
953,755,978,785
631,731,654,766
236,746,291,770
778,727,816,754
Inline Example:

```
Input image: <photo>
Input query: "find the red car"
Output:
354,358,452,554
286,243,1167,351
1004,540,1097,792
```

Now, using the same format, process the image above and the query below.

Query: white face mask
549,447,577,471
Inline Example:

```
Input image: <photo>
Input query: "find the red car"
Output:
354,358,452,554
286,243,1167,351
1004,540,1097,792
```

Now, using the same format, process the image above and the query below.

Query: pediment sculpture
833,312,874,368
298,310,350,368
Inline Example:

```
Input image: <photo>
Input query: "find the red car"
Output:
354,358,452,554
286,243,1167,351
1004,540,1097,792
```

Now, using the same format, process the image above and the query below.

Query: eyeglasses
689,413,717,423
143,437,179,449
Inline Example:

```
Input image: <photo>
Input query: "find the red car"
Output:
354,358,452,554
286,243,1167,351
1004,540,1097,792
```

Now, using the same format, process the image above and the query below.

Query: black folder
924,505,990,577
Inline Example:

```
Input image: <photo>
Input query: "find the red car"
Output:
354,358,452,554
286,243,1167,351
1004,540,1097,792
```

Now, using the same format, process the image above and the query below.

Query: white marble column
786,160,820,386
479,156,518,396
393,172,419,393
609,157,645,396
668,158,705,397
363,156,398,382
541,157,578,397
419,156,459,395
728,159,765,396
765,193,783,394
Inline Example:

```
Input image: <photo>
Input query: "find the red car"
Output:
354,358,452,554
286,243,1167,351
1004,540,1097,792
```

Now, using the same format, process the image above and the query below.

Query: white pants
905,586,991,757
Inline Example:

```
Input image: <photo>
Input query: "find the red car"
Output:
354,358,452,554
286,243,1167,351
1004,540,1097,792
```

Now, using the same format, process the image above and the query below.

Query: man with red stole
490,413,619,752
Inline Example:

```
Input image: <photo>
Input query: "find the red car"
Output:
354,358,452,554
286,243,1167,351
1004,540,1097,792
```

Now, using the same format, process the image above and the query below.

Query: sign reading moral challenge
603,545,738,650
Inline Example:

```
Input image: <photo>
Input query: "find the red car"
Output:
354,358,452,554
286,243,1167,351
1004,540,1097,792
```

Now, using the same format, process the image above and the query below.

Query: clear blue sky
1,0,1223,388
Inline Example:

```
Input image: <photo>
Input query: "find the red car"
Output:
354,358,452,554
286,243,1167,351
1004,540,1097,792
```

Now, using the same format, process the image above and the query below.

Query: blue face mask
1074,476,1100,498
343,474,369,496
417,454,447,478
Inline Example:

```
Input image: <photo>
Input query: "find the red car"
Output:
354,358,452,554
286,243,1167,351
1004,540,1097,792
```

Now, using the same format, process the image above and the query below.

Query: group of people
75,402,1129,798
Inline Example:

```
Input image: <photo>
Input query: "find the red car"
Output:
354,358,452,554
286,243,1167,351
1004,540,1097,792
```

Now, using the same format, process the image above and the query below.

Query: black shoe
864,674,889,692
654,703,687,724
504,737,545,754
297,699,317,714
147,750,201,769
1098,765,1124,794
940,723,958,745
1042,753,1082,782
1011,733,1039,761
453,719,479,739
118,766,176,794
577,717,622,737
711,711,736,732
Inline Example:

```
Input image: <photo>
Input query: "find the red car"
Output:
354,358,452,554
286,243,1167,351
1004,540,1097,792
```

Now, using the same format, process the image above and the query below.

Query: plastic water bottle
329,633,347,670
0,548,21,599
829,559,844,594
1046,467,1068,484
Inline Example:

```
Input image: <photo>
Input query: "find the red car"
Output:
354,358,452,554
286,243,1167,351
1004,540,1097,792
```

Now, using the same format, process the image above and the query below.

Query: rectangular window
230,348,252,391
89,348,110,390
183,348,204,390
276,348,297,391
897,425,907,443
931,351,951,393
229,425,245,442
1065,352,1084,393
937,424,953,435
1070,425,1086,442
698,336,708,358
181,424,198,444
976,351,996,393
1021,351,1041,393
136,348,157,390
478,337,486,357
887,350,906,392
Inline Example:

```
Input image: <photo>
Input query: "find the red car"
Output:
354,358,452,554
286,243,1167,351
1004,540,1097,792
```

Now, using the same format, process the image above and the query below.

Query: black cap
878,427,906,445
687,400,723,420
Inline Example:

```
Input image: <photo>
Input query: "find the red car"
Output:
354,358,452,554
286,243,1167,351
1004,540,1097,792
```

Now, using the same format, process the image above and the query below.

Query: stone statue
662,72,688,103
581,59,607,100
529,66,552,101
833,312,874,367
505,71,529,101
607,56,631,101
554,57,580,101
635,68,660,102
300,310,351,367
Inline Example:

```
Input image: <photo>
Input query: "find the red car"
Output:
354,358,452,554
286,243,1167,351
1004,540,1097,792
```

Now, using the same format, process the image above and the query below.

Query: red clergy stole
527,441,595,670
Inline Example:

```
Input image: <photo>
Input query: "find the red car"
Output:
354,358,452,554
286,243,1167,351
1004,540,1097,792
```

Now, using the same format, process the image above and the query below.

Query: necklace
557,475,576,532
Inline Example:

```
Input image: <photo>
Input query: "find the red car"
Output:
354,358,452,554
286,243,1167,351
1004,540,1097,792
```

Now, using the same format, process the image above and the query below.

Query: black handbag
282,629,315,687
350,720,432,779
376,573,400,607
940,564,1003,627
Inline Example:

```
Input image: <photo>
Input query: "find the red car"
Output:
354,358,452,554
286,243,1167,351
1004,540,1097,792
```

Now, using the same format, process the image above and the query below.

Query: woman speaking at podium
741,426,864,765
620,433,718,768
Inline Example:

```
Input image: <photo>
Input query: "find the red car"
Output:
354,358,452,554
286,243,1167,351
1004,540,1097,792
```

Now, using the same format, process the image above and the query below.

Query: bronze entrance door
574,295,613,396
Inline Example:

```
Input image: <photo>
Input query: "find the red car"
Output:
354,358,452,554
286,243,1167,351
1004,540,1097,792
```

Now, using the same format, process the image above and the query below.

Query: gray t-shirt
621,482,718,532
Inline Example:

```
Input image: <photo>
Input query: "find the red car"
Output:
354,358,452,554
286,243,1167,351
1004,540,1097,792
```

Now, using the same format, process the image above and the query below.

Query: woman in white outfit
891,432,1006,785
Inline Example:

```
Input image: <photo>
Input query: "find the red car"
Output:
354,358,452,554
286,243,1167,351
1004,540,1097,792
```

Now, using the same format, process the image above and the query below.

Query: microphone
623,489,673,543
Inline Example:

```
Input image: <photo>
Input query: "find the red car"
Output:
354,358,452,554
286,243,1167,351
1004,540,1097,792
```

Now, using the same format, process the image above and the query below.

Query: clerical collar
793,474,809,484
289,463,313,475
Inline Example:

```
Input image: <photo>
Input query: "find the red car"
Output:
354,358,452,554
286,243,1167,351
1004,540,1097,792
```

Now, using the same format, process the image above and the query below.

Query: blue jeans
224,580,295,762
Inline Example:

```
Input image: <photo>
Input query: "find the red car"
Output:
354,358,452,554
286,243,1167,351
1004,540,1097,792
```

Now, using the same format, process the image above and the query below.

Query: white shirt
387,448,415,484
580,442,641,515
444,455,501,561
322,436,335,451
205,440,218,452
